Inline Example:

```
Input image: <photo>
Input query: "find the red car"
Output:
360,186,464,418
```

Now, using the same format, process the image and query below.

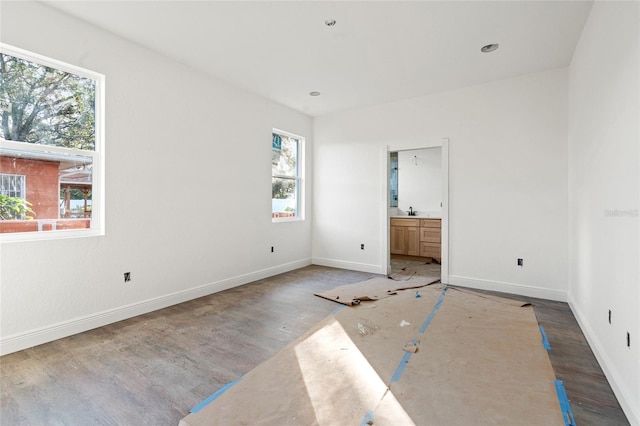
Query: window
0,173,25,199
389,152,398,207
272,130,303,220
0,173,28,219
0,44,104,240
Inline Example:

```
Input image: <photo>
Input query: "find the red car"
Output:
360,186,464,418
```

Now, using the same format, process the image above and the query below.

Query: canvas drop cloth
313,275,441,306
179,285,565,426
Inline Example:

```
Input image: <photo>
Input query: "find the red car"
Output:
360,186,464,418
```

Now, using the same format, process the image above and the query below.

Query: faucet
408,206,414,216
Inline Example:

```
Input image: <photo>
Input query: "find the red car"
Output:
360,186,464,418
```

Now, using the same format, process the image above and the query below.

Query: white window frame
0,43,105,243
0,173,26,199
272,129,304,223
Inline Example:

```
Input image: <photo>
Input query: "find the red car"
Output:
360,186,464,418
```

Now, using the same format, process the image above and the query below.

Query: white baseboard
568,296,640,426
447,275,568,302
311,257,386,275
0,258,312,356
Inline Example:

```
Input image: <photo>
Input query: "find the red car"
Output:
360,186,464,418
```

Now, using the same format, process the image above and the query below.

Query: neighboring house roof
0,140,93,186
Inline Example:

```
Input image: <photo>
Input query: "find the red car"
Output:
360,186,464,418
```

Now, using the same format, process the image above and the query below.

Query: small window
272,130,303,221
0,173,29,219
0,173,25,199
0,44,104,240
389,152,398,207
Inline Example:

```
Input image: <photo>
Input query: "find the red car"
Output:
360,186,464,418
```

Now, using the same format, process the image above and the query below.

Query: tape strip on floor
540,325,551,350
190,377,242,413
390,286,448,384
554,379,576,426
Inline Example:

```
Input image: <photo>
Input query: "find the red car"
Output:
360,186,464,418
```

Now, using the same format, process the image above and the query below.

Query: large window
272,130,303,221
0,44,104,240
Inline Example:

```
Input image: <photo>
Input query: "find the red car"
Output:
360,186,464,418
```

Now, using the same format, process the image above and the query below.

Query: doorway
382,139,449,283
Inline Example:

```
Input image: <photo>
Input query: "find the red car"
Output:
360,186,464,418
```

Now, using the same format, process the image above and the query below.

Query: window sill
0,227,104,243
272,216,304,223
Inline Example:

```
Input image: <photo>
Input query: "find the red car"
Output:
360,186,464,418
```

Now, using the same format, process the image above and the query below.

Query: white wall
0,2,313,355
568,2,640,424
313,68,569,300
396,148,442,217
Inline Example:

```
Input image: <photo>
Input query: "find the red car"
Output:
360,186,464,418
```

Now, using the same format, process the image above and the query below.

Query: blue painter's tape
554,380,576,426
540,325,551,350
360,410,375,426
419,286,448,334
390,350,413,383
389,288,448,383
190,377,242,413
330,305,346,315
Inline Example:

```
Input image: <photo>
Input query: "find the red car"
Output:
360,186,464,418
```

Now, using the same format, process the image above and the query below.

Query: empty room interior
1,1,638,425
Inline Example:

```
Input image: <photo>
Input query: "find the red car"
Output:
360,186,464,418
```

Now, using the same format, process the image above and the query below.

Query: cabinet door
406,226,420,256
390,226,406,255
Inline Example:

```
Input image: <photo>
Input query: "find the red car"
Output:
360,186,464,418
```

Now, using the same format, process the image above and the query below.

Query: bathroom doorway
382,139,449,283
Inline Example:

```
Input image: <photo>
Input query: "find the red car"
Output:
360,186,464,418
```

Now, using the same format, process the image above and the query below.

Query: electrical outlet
361,243,365,250
517,258,524,267
124,272,131,282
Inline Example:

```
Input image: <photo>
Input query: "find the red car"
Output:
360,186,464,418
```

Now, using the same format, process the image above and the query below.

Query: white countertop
391,215,441,219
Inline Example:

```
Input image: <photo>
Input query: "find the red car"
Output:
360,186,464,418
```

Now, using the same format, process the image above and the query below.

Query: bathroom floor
390,255,441,278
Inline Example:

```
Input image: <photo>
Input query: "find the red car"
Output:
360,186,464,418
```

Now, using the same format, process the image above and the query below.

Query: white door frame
381,138,449,283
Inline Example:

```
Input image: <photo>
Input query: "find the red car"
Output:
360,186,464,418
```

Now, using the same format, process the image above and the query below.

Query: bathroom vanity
390,217,441,261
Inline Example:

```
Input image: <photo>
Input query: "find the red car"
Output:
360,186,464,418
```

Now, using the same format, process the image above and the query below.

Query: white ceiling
43,0,594,117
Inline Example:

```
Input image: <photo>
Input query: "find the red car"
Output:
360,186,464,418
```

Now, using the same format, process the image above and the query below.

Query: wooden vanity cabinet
390,218,441,260
390,218,420,256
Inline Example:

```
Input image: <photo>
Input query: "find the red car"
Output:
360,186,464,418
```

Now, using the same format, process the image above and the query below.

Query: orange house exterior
0,150,92,234
0,156,60,219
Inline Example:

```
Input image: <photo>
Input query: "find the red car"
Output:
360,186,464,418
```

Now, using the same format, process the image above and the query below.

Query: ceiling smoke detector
481,43,499,53
324,19,337,27
309,91,321,97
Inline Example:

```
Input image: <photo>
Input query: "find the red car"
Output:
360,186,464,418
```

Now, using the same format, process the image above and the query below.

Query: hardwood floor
0,264,629,425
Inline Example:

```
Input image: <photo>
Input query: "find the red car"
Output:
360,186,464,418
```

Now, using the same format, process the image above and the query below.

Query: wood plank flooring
0,264,630,425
